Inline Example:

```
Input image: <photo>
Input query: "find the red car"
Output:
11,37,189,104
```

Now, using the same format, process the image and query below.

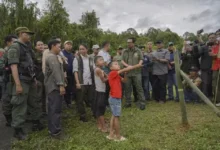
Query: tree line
0,0,209,55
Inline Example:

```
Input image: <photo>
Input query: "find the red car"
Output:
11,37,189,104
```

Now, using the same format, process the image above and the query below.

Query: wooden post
180,70,220,117
174,51,189,125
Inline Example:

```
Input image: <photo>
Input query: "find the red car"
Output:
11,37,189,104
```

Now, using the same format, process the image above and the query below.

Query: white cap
92,44,100,49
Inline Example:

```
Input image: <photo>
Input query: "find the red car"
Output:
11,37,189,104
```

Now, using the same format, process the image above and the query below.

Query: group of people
0,26,220,142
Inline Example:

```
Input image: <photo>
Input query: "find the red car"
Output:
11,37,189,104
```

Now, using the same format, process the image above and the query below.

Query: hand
16,84,23,95
127,65,134,70
60,86,66,95
76,83,81,89
209,52,216,57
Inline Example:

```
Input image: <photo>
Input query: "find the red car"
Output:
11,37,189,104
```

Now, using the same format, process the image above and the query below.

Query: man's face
64,43,72,51
168,45,174,51
209,34,216,43
53,43,61,55
105,44,110,52
35,41,44,52
189,70,197,77
127,39,134,48
147,42,153,50
118,49,122,55
156,43,163,49
93,48,99,55
79,45,88,56
20,32,31,42
185,44,192,51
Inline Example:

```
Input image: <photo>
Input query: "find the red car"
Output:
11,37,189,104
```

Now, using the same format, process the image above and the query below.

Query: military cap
64,40,73,45
168,42,174,46
92,44,100,49
15,27,34,35
156,40,163,44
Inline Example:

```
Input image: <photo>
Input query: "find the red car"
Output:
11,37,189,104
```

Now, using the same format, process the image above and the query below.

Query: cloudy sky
31,0,220,35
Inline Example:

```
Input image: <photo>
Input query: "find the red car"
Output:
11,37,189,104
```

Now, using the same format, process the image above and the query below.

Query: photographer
198,31,213,98
180,40,200,74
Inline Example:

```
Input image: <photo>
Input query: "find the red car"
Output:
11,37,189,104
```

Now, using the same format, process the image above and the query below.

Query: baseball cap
92,44,100,49
168,42,174,46
64,40,73,45
156,40,163,44
189,66,199,72
15,27,34,35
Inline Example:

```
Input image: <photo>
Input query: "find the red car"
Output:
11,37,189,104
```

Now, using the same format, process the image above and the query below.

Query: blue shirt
142,54,152,76
62,50,74,74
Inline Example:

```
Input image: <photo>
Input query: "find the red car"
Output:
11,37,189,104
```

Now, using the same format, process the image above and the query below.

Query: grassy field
12,101,220,150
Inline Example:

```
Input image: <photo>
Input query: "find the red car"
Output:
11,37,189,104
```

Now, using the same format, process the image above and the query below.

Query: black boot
4,115,12,127
14,128,26,140
32,120,45,131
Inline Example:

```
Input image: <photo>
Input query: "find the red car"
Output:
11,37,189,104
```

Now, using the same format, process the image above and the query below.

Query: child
183,66,202,103
94,56,108,132
107,61,142,141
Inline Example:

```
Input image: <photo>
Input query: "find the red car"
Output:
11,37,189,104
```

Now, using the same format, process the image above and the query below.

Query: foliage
0,0,209,55
12,102,220,150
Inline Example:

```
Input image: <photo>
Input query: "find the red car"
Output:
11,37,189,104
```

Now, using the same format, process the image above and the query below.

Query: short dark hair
94,56,103,64
48,40,61,50
128,37,136,43
102,41,110,48
34,40,43,47
208,32,215,37
4,35,17,44
108,61,117,68
79,43,88,49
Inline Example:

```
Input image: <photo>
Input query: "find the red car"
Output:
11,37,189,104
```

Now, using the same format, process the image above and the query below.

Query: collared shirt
98,49,111,74
152,49,170,75
73,54,92,85
44,52,65,94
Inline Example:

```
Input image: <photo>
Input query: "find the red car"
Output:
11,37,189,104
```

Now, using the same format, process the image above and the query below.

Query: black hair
118,47,123,50
94,56,103,64
4,35,17,44
108,60,117,68
34,40,43,47
79,43,88,49
216,29,220,33
128,37,136,43
102,41,110,48
48,39,61,50
208,32,215,37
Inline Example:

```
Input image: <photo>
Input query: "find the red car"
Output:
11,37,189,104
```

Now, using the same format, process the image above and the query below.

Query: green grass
12,101,220,150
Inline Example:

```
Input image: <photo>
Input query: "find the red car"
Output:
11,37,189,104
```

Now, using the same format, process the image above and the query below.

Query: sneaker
106,135,115,140
80,117,88,122
139,105,145,110
32,120,45,131
114,136,127,142
216,103,220,107
14,128,26,140
124,104,131,108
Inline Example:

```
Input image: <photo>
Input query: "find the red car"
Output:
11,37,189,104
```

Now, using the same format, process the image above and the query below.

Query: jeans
142,76,150,100
167,72,179,100
184,90,199,102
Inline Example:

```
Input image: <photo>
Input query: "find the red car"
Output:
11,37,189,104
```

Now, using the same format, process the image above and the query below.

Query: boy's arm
118,64,142,75
96,68,108,83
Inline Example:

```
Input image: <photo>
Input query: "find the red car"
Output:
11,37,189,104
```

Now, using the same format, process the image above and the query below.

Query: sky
30,0,220,36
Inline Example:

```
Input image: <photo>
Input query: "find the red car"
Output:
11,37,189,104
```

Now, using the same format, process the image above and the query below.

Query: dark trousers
142,76,150,100
201,70,212,98
105,82,110,106
152,74,168,102
149,72,155,100
64,73,74,105
76,85,93,117
184,90,199,102
167,72,179,100
48,90,62,134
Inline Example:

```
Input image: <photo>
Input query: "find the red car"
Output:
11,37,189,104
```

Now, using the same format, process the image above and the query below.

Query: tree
80,10,100,29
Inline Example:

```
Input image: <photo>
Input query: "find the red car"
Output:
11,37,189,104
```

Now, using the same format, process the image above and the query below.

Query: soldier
1,35,17,126
7,27,44,140
113,46,123,69
34,40,46,113
44,39,65,137
121,37,145,110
